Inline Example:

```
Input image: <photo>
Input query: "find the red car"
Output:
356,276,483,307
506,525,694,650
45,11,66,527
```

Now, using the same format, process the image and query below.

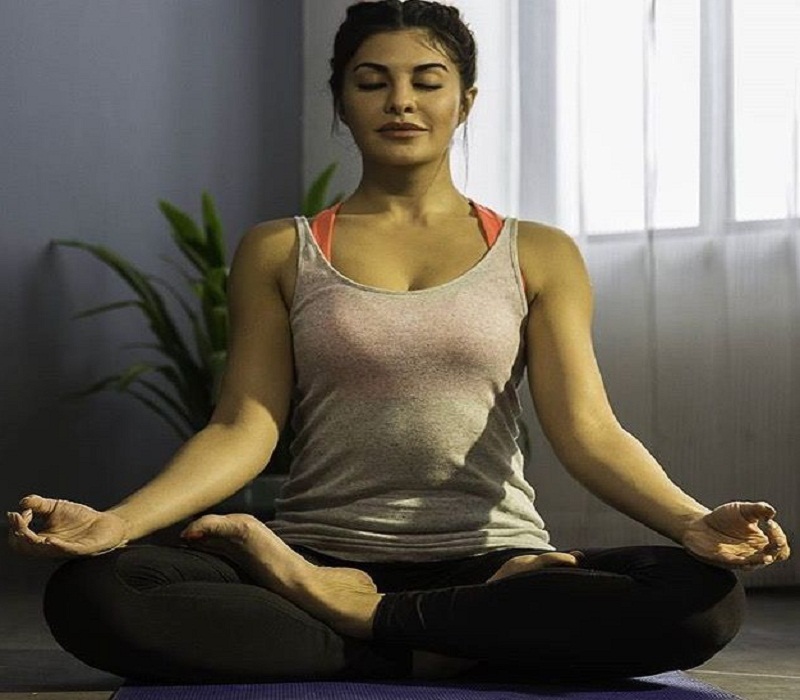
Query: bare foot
181,514,383,639
486,551,582,582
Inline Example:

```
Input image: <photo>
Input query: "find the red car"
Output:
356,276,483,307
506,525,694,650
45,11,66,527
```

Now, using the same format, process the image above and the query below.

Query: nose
384,82,416,115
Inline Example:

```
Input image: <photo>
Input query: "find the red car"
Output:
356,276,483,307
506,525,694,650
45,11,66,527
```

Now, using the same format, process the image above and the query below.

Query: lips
378,122,427,132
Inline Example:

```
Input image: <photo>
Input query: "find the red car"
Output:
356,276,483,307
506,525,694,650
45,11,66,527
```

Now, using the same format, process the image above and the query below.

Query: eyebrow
352,62,449,74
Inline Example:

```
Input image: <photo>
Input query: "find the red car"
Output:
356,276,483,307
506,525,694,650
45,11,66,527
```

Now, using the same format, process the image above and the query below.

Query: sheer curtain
454,0,799,585
302,0,799,584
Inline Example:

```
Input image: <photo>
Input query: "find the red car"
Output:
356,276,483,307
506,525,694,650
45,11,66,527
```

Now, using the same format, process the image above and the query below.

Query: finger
7,530,67,558
735,545,784,569
687,542,768,569
6,510,31,532
738,501,777,524
764,520,791,562
777,543,792,562
19,494,61,517
7,512,47,544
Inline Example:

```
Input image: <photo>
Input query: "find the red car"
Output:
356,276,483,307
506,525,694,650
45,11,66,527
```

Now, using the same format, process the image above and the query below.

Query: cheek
340,93,374,126
434,100,464,130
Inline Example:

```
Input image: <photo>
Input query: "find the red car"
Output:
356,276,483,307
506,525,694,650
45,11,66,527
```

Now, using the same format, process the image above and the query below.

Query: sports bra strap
310,202,339,262
469,200,504,247
309,200,527,297
311,200,503,254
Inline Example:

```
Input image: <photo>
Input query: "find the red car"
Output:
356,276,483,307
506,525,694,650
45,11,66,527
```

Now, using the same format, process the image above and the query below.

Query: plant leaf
63,373,126,400
72,300,141,320
55,192,233,445
135,377,195,429
54,240,205,388
153,363,211,431
302,162,338,217
202,192,226,269
127,387,193,441
115,362,158,391
152,276,199,329
158,200,208,275
160,256,195,287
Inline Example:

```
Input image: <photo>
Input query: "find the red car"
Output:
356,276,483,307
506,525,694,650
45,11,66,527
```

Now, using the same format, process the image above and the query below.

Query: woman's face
339,29,476,166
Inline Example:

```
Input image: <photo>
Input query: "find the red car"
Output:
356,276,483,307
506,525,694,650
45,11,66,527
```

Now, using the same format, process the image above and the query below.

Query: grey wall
0,1,302,510
302,0,361,203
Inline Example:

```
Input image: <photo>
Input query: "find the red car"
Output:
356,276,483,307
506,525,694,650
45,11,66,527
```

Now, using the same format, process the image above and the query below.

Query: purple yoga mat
113,672,742,699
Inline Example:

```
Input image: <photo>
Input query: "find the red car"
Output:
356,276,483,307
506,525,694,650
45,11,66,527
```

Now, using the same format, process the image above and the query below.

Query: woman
8,0,790,684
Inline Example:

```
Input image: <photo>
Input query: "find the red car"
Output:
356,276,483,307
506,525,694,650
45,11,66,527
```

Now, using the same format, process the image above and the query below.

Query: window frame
551,0,791,241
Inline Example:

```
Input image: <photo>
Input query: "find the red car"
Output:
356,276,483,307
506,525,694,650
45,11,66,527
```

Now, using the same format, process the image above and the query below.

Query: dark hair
329,0,477,130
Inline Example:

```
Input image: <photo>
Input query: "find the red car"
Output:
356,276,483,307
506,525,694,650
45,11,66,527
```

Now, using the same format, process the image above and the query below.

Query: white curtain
454,0,800,586
303,0,799,585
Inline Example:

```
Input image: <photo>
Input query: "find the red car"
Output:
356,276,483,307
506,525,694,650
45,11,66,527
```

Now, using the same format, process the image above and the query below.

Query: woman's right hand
6,494,129,558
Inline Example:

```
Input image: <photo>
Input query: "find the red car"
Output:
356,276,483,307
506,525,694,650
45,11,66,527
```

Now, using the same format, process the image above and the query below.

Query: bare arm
520,223,789,569
9,219,298,553
108,219,297,540
521,224,709,543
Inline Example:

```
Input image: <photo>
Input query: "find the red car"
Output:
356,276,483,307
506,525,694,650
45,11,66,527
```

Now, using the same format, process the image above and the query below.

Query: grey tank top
265,206,553,562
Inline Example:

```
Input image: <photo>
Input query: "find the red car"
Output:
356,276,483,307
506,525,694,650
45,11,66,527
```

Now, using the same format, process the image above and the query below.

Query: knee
43,552,123,655
672,570,746,669
635,552,746,671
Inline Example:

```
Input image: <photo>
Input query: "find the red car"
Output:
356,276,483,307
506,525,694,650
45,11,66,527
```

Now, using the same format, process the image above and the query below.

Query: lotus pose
8,0,790,684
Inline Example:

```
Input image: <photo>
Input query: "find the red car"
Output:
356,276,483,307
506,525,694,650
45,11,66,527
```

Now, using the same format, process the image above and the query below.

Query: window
733,0,800,222
558,0,799,235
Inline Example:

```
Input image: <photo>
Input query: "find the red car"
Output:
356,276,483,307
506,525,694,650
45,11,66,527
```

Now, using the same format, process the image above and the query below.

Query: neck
343,151,470,221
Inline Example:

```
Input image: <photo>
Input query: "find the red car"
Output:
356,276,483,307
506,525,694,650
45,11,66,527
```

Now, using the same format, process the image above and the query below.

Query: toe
181,514,230,540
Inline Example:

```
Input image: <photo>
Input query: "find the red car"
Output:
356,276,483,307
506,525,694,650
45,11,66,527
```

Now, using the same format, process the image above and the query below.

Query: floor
1,530,798,700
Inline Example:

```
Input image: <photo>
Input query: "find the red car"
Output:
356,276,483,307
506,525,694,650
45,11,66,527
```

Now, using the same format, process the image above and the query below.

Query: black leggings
43,543,744,683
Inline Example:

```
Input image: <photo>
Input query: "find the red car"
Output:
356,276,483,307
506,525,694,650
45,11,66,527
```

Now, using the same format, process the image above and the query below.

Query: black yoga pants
43,543,744,683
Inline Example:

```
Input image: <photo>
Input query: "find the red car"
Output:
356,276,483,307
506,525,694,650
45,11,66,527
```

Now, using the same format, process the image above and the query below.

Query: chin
364,147,444,168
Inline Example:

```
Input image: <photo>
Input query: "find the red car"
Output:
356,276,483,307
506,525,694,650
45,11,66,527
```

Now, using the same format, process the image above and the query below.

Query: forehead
349,29,454,71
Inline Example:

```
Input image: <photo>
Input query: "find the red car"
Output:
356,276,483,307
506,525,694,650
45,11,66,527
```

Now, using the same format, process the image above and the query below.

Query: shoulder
228,218,298,304
516,220,589,303
232,218,298,276
236,217,297,261
516,219,581,267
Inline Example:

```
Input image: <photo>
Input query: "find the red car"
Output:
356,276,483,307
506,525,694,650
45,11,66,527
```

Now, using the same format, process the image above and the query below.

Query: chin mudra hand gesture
7,495,128,558
681,501,790,570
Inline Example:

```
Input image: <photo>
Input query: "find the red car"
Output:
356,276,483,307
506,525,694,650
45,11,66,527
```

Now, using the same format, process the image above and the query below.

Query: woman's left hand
681,501,791,570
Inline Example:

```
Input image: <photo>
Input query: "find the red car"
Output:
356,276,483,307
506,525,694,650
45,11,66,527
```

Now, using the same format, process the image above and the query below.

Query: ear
459,86,478,125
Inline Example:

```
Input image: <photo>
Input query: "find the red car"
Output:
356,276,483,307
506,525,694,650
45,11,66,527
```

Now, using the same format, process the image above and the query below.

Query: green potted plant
57,163,343,517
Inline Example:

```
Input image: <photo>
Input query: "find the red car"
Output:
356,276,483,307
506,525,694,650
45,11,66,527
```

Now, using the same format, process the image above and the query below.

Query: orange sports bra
309,200,527,294
310,200,504,259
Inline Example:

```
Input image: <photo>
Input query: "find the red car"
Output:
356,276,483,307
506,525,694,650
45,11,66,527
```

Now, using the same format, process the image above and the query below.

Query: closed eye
357,84,442,91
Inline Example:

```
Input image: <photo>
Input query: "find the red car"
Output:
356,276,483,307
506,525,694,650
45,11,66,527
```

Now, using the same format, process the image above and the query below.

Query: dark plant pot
211,473,289,521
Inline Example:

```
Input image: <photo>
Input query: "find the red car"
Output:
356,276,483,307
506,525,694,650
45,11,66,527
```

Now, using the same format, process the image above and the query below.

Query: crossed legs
43,515,744,683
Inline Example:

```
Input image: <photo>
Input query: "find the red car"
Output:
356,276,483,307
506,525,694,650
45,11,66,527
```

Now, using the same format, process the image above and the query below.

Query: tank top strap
309,200,505,259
